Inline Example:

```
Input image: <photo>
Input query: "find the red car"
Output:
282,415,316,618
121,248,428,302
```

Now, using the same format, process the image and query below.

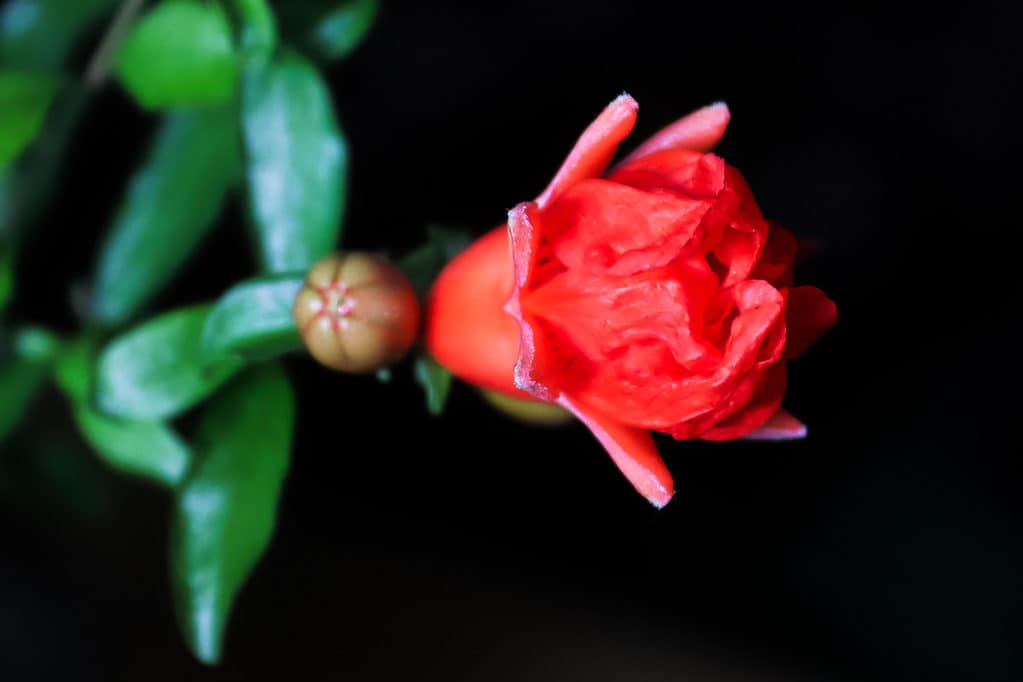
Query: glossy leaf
56,337,191,487
0,71,59,168
242,49,347,273
170,364,294,663
414,354,452,416
279,0,378,63
73,407,191,486
114,0,238,109
0,0,116,72
201,274,304,363
0,327,60,442
95,305,242,421
90,108,240,325
397,225,472,295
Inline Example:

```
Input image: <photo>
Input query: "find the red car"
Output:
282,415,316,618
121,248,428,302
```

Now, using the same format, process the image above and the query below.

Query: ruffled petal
742,407,808,441
784,286,838,359
544,179,713,277
694,363,788,441
560,395,674,508
536,94,639,209
618,101,731,166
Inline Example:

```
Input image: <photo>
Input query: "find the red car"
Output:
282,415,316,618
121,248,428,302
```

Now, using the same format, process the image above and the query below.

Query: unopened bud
293,253,419,373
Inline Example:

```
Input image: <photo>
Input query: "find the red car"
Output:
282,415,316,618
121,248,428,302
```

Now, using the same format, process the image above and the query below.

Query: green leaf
114,0,238,109
90,107,240,325
397,225,472,295
0,71,59,168
0,326,60,442
242,49,347,273
56,336,191,487
279,0,378,63
414,354,452,416
1,86,88,241
72,406,192,486
95,305,243,421
201,274,304,363
170,364,294,663
0,0,117,72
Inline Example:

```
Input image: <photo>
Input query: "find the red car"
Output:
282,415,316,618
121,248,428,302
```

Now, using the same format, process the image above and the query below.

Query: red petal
536,94,639,209
560,395,675,508
784,286,838,359
696,363,788,441
618,101,731,167
742,407,808,440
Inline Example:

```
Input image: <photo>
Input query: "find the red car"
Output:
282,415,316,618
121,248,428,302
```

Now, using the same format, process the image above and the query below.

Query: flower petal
618,102,731,167
694,363,788,441
560,395,675,508
784,286,838,359
536,94,639,209
741,407,808,441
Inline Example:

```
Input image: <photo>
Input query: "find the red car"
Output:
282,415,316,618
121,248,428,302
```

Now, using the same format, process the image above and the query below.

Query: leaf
279,0,378,63
0,0,117,72
0,86,88,241
201,274,304,363
95,305,243,421
397,225,472,295
72,407,192,486
242,49,347,273
0,71,59,168
90,107,240,325
113,0,238,109
414,354,452,416
0,326,60,442
170,364,294,664
56,336,191,487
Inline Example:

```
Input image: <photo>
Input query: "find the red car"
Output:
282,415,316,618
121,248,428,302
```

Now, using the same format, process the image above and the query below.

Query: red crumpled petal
784,286,838,359
536,94,639,210
560,395,674,508
742,407,808,440
694,363,788,441
618,101,731,167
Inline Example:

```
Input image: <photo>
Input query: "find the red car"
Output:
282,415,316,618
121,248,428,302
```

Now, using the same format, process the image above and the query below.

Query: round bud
293,253,420,373
479,389,573,427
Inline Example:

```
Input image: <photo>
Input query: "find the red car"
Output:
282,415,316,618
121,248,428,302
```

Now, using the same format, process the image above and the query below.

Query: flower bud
293,253,419,373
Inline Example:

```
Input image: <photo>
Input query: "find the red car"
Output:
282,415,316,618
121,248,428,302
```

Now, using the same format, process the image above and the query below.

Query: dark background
2,1,1021,680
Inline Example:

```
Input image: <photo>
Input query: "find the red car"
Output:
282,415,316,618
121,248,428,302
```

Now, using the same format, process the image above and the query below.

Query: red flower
425,95,837,507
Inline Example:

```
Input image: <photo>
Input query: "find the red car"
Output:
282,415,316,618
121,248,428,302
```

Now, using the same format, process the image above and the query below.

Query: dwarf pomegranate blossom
425,95,836,507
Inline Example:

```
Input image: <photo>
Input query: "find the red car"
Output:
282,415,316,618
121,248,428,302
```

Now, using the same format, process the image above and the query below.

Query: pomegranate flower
425,95,836,507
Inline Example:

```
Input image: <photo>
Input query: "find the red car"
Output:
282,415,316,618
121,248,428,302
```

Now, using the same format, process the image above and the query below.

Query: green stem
232,0,277,57
84,0,147,88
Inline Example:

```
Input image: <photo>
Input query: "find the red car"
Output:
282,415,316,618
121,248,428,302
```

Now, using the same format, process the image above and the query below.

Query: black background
2,1,1021,680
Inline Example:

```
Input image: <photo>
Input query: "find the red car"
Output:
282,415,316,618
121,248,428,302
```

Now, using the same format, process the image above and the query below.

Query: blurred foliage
241,48,347,273
113,1,238,109
0,0,382,664
170,364,293,663
90,107,241,325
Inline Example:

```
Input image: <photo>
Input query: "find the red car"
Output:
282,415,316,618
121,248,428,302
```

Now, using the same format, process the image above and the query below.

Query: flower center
317,283,354,324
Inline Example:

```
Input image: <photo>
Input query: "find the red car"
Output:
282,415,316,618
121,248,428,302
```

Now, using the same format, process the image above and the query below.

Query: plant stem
84,0,146,88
